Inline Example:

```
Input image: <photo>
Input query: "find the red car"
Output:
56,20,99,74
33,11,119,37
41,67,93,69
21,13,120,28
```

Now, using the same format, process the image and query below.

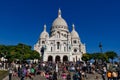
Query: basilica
34,9,86,62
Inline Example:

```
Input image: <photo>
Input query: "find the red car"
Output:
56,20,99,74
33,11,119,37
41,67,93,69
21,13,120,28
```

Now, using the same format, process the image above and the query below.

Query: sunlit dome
52,17,68,27
71,24,79,38
51,9,68,32
40,24,49,38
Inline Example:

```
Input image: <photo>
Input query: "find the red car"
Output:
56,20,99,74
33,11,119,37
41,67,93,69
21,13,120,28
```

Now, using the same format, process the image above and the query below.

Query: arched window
48,56,53,61
51,47,53,52
58,31,60,38
57,42,60,49
55,56,60,62
63,56,68,62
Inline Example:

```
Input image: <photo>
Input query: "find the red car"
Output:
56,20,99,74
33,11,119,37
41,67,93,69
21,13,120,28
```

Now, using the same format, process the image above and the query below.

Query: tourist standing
67,72,71,80
53,71,57,80
112,71,118,80
9,68,12,80
107,71,112,80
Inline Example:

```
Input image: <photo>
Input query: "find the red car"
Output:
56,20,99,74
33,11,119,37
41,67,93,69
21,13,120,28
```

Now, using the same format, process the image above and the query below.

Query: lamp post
98,42,103,67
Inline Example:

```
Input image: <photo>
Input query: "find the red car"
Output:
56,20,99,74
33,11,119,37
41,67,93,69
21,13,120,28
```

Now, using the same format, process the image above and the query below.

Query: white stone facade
34,9,86,62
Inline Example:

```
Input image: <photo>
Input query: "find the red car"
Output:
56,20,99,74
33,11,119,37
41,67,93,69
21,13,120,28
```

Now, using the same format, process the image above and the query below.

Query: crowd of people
8,61,120,80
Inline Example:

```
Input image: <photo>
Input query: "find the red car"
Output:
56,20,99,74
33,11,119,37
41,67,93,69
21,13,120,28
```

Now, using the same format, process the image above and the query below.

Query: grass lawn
0,70,8,80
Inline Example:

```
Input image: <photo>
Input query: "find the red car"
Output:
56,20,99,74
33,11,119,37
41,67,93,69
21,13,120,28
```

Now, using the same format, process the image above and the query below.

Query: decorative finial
72,24,75,30
58,8,61,17
44,24,46,31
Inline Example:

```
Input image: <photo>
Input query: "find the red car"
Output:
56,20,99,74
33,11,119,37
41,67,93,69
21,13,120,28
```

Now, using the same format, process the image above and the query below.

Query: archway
63,55,68,62
55,55,60,62
48,56,53,61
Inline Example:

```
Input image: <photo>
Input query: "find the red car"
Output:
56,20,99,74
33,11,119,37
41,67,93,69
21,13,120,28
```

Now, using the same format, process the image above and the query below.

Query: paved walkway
3,75,9,80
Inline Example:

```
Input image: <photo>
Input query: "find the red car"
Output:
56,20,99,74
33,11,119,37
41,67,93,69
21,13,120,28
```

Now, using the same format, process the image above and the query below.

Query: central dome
51,9,68,32
52,17,68,27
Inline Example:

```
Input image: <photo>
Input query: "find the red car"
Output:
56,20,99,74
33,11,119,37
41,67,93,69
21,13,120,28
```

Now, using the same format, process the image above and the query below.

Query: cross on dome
58,8,61,18
44,24,46,31
72,24,75,30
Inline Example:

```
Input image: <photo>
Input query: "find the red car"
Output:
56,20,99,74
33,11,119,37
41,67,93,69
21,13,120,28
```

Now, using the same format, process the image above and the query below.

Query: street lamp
98,42,103,66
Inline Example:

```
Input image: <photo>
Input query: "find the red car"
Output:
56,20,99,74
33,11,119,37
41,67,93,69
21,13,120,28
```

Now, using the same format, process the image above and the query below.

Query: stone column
53,55,55,62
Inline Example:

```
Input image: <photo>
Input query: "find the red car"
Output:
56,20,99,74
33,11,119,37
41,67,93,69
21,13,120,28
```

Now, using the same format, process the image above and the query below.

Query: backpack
76,72,81,79
31,68,35,73
22,68,26,77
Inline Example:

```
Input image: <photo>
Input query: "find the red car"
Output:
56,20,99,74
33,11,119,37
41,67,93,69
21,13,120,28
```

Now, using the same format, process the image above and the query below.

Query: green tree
102,53,109,62
105,51,118,63
0,43,40,62
0,45,8,58
82,53,92,62
91,52,109,65
30,50,40,59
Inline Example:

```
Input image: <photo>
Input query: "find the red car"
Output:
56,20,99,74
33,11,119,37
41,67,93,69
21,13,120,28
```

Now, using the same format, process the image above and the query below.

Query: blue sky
0,0,120,55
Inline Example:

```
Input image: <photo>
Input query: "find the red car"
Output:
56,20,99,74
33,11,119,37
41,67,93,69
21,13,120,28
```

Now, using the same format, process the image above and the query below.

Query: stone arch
63,55,68,62
48,55,53,61
55,55,60,62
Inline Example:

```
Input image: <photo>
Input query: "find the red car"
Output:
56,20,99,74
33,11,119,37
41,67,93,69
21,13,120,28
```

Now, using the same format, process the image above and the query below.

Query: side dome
71,24,79,38
40,24,49,38
51,9,68,32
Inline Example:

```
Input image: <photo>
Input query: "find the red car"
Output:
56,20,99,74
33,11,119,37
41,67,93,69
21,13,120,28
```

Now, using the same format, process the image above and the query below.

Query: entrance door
63,55,68,62
55,56,60,62
48,56,53,61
